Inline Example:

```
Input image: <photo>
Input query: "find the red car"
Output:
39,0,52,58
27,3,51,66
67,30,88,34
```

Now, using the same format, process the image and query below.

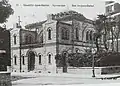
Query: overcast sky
4,0,119,28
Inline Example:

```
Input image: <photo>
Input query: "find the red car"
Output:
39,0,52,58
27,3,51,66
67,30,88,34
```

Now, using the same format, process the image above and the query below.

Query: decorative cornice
11,41,100,50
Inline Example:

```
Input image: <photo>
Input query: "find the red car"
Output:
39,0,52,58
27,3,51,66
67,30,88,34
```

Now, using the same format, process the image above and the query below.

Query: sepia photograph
1,0,120,86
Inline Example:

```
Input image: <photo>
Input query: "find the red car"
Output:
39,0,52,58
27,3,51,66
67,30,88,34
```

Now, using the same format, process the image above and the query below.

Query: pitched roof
25,20,47,29
51,10,93,24
25,10,94,29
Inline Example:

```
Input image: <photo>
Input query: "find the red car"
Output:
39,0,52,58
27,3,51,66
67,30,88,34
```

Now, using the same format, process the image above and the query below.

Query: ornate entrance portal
28,51,35,71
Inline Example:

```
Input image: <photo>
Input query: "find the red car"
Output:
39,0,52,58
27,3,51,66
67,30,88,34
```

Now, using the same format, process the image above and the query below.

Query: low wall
57,66,120,75
0,72,11,86
57,67,101,75
101,66,120,74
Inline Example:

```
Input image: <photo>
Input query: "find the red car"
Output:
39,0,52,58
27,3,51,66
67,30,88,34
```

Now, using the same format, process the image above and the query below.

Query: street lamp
62,51,68,73
92,52,95,77
90,31,95,77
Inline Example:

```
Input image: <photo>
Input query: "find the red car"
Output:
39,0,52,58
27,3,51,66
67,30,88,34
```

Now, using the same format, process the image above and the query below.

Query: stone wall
12,45,57,73
20,29,37,44
57,66,120,75
11,49,20,72
57,67,101,75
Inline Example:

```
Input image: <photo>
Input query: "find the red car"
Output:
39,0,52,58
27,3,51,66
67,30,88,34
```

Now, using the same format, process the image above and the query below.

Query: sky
4,0,119,28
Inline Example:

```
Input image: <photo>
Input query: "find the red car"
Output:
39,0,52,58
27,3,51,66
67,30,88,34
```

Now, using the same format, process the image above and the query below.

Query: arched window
90,31,93,41
39,34,43,43
25,35,33,44
14,55,17,65
61,28,64,39
13,35,17,45
93,33,96,41
86,31,89,41
28,36,33,43
48,54,51,64
65,29,69,40
25,36,28,44
39,54,41,65
61,27,69,40
48,29,51,40
76,28,79,40
22,55,25,65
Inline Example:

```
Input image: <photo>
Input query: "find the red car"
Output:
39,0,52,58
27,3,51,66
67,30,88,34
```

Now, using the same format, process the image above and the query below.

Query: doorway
28,51,35,71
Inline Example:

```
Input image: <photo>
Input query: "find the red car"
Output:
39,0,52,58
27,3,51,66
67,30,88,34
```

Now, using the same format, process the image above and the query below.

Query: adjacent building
105,1,120,51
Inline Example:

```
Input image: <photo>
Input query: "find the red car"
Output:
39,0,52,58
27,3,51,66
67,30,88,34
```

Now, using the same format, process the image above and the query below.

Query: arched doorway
28,51,35,71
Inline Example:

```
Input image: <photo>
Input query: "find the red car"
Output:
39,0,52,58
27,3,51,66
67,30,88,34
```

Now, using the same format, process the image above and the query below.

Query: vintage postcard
0,0,120,86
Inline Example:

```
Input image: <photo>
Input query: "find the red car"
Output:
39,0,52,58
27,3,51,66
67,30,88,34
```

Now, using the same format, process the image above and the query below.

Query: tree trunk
103,30,108,51
95,37,99,52
116,30,120,52
103,35,108,51
111,29,114,51
104,22,108,51
116,37,119,52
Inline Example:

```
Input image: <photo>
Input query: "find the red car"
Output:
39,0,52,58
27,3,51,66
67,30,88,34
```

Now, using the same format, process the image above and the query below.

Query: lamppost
90,31,95,77
92,51,95,77
62,51,68,73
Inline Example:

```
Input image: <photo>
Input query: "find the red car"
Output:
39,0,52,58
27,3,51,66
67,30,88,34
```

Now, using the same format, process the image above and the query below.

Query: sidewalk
11,72,93,80
11,72,120,86
96,74,120,80
12,83,120,86
11,72,120,79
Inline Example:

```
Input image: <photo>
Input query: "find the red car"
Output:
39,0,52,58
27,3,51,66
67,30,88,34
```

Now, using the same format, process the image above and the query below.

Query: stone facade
11,10,95,73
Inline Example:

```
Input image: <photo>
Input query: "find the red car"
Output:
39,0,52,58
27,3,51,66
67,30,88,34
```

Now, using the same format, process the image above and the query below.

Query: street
12,73,120,86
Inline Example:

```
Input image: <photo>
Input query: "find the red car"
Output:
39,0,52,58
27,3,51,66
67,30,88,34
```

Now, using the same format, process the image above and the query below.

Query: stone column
34,55,38,72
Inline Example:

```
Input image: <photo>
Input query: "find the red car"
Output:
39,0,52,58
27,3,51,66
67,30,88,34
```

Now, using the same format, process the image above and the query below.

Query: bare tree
110,18,120,52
